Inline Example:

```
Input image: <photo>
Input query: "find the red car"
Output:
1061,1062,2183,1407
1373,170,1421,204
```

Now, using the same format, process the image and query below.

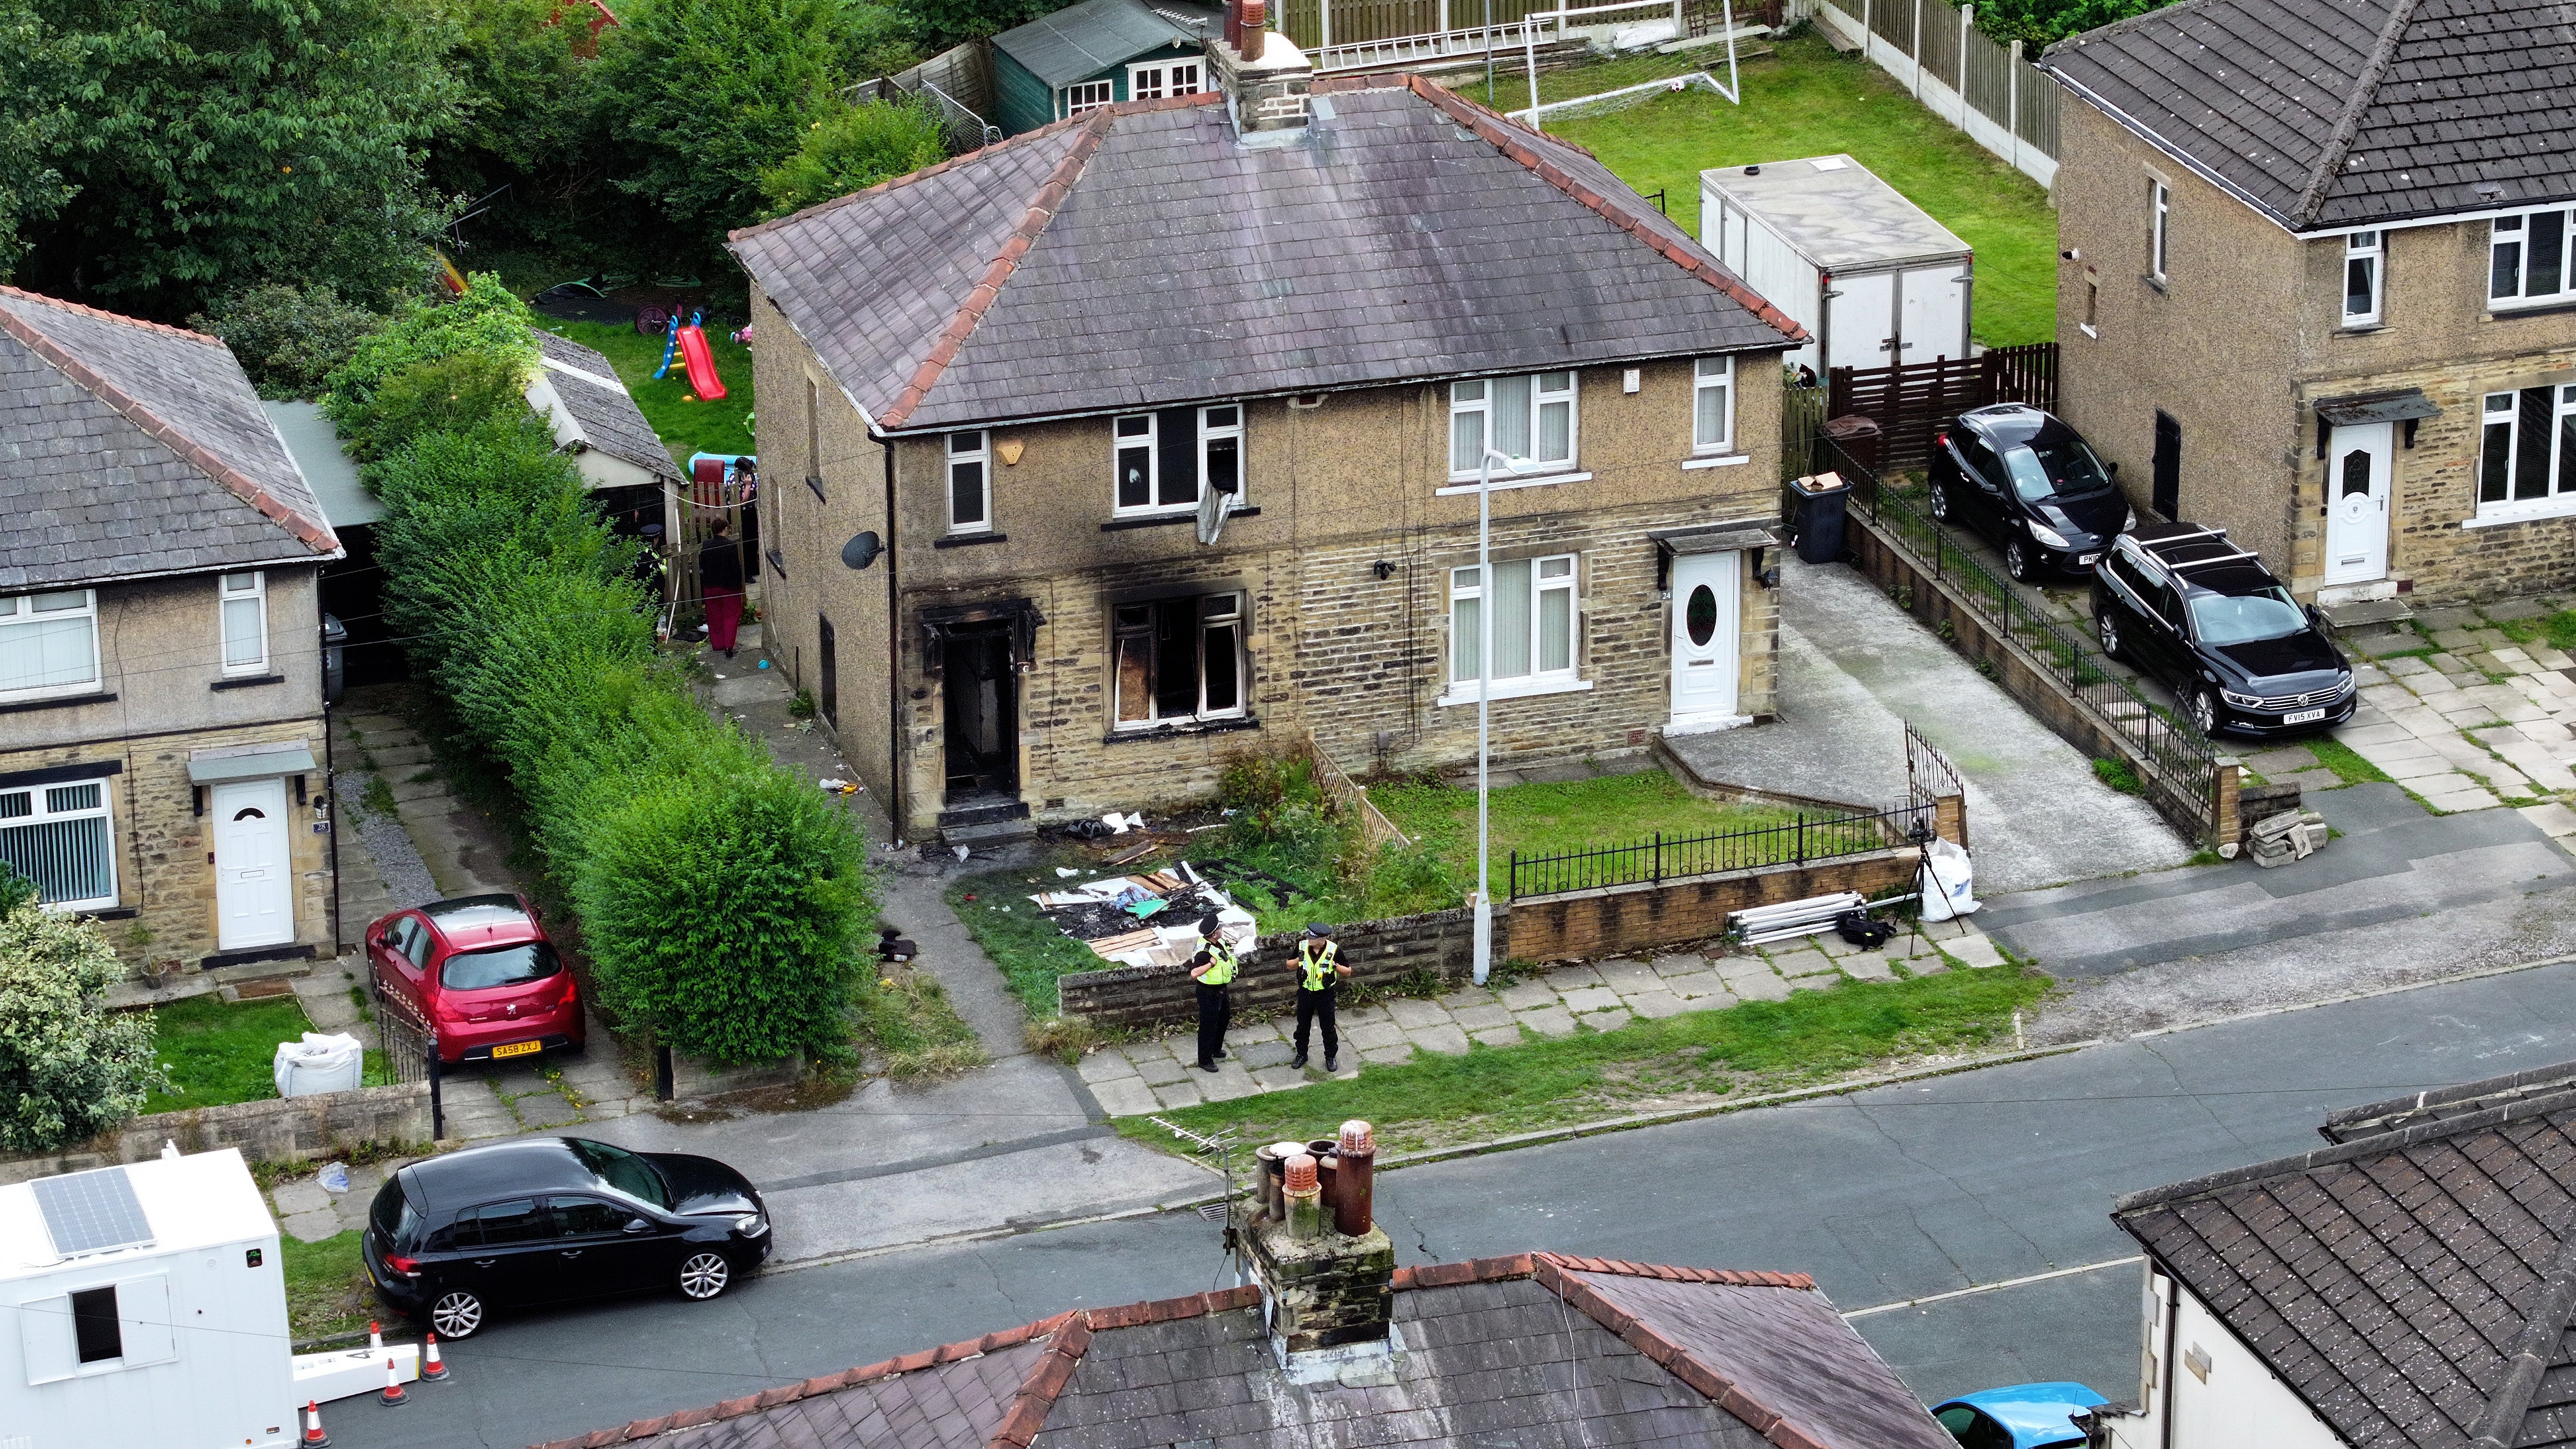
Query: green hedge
351,277,872,1065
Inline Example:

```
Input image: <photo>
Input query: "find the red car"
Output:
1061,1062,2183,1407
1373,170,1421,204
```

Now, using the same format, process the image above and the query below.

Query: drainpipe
2155,1265,2179,1449
881,432,901,833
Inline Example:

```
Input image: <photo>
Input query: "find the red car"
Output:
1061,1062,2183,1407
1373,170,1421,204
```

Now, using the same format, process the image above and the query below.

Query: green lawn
1117,962,2050,1155
1465,33,2058,346
283,1230,375,1342
1372,770,1795,892
145,995,316,1113
540,319,755,463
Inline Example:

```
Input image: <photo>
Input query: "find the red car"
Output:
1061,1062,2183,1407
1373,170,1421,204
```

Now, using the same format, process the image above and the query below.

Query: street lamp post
1473,446,1535,986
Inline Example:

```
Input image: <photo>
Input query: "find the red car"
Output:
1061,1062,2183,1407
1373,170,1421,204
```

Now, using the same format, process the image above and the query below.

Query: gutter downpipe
882,430,902,834
2157,1263,2179,1449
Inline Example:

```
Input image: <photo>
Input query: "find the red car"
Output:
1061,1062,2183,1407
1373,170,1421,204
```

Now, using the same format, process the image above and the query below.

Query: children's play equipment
651,308,729,401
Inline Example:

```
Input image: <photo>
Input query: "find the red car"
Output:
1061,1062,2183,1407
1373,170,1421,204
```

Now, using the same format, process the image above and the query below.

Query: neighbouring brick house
2093,1059,2576,1449
2041,0,2576,606
730,18,1802,844
0,287,341,978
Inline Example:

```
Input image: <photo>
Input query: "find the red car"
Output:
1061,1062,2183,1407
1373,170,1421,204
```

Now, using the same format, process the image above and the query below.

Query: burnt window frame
1109,591,1248,730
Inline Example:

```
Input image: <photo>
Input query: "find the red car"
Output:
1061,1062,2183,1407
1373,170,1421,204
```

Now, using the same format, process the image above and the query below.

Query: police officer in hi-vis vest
1188,914,1236,1072
1290,922,1351,1073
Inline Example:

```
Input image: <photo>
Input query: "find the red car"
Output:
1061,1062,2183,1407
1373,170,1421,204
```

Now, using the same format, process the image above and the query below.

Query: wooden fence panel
2013,50,2058,156
1961,22,2011,117
1279,0,1323,48
1870,0,1915,51
1918,0,1960,83
1825,343,2058,473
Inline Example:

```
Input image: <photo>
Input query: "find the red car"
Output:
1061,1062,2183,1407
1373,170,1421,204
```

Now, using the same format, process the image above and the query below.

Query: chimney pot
1238,0,1265,61
1333,1121,1376,1238
1282,1152,1316,1194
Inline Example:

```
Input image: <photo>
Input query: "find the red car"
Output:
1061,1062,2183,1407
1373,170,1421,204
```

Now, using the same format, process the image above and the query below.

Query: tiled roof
2114,1070,2576,1449
727,78,1802,434
2040,0,2576,230
530,1253,1954,1449
0,287,339,591
994,0,1207,88
533,329,681,483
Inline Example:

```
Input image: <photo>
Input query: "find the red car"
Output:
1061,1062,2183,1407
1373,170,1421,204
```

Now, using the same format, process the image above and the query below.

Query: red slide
675,324,728,401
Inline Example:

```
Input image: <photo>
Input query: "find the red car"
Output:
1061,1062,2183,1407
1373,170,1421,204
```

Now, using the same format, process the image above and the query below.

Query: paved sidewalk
1074,918,2007,1116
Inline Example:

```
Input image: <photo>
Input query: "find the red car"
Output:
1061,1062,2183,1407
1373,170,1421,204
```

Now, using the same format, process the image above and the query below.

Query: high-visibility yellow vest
1199,939,1237,986
1298,939,1339,992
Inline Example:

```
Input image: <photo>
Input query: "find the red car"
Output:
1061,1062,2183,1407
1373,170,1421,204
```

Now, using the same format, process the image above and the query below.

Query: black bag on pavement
1834,911,1893,949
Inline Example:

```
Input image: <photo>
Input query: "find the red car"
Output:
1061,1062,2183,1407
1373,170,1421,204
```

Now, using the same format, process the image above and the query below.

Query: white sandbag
1918,837,1979,921
274,1031,364,1098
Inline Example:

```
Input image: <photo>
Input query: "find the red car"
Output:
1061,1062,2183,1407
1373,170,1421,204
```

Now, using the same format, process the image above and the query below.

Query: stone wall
1502,849,1923,964
0,1082,431,1187
1058,906,1480,1030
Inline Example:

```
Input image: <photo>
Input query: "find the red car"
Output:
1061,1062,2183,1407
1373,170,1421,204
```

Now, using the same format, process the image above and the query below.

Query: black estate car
362,1136,771,1339
1928,405,2135,581
2093,523,2357,738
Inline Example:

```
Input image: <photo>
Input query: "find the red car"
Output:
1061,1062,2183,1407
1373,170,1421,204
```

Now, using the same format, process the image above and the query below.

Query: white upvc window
1128,59,1201,99
2342,231,2383,326
1449,554,1578,698
1450,373,1577,477
219,571,268,675
0,589,100,700
0,777,117,910
946,431,990,533
1114,405,1243,515
1112,592,1245,727
2149,179,2171,282
1062,80,1114,117
1693,357,1735,452
1200,404,1242,501
2491,208,2575,308
2476,385,2576,520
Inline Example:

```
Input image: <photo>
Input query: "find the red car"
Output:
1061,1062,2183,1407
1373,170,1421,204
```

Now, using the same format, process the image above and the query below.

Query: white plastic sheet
1919,837,1979,921
273,1031,364,1098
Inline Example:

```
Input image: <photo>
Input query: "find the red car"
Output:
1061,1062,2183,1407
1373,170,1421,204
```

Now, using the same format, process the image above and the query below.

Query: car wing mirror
2107,460,2120,476
624,1218,652,1234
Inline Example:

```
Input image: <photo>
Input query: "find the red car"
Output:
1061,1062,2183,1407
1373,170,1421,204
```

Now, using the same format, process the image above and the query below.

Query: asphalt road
326,956,2576,1449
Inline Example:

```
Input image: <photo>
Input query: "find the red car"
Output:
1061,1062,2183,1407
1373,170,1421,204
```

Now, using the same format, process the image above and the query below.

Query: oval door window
1686,585,1718,647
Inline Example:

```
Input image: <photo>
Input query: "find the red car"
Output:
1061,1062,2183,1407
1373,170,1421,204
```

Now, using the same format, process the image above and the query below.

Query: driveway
1665,556,2192,893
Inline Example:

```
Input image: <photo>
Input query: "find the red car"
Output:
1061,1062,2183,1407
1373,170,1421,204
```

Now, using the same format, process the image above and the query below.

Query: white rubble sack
1918,837,1979,921
273,1031,365,1099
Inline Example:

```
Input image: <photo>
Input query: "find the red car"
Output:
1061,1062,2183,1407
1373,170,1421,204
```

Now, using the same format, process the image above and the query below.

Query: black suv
362,1136,771,1339
1928,405,2135,581
2093,522,2356,738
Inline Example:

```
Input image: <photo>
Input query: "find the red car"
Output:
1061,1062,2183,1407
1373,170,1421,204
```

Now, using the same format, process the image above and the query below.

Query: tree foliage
322,271,536,423
1971,0,2175,46
894,0,1055,45
0,0,79,277
190,282,387,400
0,902,165,1153
757,98,947,219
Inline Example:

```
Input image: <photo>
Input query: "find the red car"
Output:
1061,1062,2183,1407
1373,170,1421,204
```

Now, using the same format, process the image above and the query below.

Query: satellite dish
1196,485,1238,545
841,531,883,570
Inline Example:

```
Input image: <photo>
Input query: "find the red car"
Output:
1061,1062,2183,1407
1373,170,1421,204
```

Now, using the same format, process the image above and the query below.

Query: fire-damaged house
729,7,1803,846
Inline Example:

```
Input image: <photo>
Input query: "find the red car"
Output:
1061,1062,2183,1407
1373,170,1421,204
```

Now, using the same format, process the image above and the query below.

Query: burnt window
1112,594,1244,727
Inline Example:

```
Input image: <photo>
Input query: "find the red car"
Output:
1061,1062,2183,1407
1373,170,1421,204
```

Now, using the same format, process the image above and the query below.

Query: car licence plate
2078,553,2099,566
492,1040,542,1059
2283,708,2327,724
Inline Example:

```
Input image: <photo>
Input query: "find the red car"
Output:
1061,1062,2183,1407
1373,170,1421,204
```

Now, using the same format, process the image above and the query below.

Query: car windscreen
369,1177,422,1250
2189,586,2308,646
2001,433,2117,502
439,941,562,992
568,1138,672,1209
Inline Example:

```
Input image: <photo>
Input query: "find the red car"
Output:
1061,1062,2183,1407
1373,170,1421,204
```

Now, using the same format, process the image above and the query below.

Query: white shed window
1693,357,1735,451
0,589,100,699
2342,232,2382,325
220,572,267,675
0,779,116,909
1128,60,1200,98
1063,80,1113,117
1450,373,1576,477
1451,555,1577,691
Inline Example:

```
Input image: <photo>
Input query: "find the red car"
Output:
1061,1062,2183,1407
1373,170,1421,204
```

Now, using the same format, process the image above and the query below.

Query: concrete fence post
2212,756,2242,853
1910,0,1923,95
2007,38,2022,172
1959,1,1971,93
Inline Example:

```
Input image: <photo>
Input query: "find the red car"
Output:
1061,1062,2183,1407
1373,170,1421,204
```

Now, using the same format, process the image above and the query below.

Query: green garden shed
992,0,1222,135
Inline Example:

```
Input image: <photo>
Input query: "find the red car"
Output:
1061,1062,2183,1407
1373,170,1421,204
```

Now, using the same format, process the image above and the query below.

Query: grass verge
1485,32,2058,345
1115,964,2051,1157
1370,770,1794,891
2306,736,2394,788
283,1230,375,1342
539,319,753,462
855,965,988,1078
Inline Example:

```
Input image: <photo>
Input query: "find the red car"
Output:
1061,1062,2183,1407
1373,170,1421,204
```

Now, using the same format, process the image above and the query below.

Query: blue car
1931,1382,2107,1449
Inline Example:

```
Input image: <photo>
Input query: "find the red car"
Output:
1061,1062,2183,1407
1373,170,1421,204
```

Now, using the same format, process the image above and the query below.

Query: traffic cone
421,1332,449,1382
368,1320,383,1353
300,1399,329,1447
378,1351,408,1408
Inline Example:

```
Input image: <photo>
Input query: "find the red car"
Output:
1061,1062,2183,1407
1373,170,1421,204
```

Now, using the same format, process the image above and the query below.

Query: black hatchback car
1928,405,2136,581
361,1136,771,1339
2093,523,2356,738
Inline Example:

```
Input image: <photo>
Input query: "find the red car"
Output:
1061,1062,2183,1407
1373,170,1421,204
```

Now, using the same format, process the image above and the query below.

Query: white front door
1668,551,1743,735
2324,421,2393,586
211,778,294,950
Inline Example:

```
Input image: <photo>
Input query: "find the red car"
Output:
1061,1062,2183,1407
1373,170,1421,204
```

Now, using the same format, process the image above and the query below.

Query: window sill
1434,471,1592,497
2488,298,2576,321
1681,453,1751,471
2337,321,2386,334
2078,323,2100,339
2463,500,2576,530
0,690,112,715
1435,676,1594,707
805,475,826,502
78,905,138,921
934,531,1008,548
211,673,284,691
1102,507,1260,532
1103,715,1260,744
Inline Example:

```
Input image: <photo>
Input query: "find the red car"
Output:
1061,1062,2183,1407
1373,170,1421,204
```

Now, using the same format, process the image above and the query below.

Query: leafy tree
342,350,531,458
15,0,464,319
892,0,1057,46
433,0,631,252
191,283,388,400
0,900,165,1152
1974,0,2174,46
836,0,923,78
757,98,946,219
591,0,846,250
322,272,536,422
0,0,78,277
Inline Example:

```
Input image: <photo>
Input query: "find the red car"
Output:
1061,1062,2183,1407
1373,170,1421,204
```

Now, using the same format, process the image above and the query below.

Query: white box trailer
0,1150,298,1449
1700,154,1974,376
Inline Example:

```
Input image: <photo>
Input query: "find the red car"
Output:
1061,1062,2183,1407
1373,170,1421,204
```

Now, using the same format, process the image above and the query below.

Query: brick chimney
1205,0,1312,136
1241,1122,1395,1381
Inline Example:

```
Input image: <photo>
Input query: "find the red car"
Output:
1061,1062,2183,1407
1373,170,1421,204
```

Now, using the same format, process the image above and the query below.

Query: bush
0,902,165,1152
757,98,947,219
190,283,387,400
341,351,531,459
322,272,537,426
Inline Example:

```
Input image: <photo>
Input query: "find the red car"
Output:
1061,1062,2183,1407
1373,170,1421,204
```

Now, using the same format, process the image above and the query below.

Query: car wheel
678,1252,732,1300
2187,686,2221,737
2005,539,2037,583
2098,611,2125,661
1929,483,1952,524
429,1290,485,1340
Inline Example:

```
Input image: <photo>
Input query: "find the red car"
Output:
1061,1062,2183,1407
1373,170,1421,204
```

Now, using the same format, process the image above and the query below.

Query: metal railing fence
1508,800,1936,899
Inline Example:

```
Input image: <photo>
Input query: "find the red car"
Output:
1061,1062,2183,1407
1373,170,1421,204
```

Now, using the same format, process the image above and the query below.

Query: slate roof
531,1253,1956,1449
727,76,1803,435
0,287,339,592
2113,1067,2576,1449
995,0,1210,88
2040,0,2576,231
533,329,682,483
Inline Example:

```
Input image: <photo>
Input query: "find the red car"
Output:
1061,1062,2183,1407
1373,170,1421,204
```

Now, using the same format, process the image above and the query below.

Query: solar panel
30,1166,155,1258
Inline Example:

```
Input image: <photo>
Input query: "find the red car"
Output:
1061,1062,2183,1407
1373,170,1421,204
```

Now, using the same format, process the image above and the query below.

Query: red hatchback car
368,894,586,1065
